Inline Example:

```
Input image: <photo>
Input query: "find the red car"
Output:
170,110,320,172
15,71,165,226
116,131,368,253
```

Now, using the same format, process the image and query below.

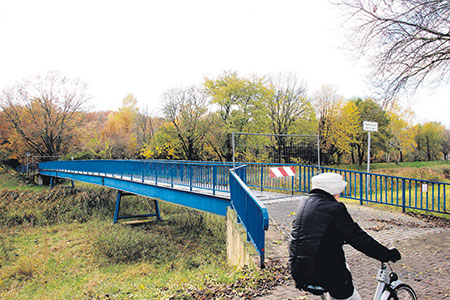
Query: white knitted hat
311,172,347,195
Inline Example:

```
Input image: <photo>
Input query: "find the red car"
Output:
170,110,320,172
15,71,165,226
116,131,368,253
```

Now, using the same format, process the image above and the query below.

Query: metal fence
229,165,269,267
39,160,449,214
16,165,29,173
39,160,233,195
243,163,449,214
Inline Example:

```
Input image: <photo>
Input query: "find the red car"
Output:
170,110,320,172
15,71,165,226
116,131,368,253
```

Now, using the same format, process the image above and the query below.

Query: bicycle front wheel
388,284,417,300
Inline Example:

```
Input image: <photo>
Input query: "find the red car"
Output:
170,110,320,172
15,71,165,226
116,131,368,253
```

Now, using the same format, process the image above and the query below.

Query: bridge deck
39,169,232,216
40,168,302,215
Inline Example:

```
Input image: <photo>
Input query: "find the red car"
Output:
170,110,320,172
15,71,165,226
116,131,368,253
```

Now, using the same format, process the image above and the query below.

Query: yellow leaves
139,146,154,159
319,99,361,157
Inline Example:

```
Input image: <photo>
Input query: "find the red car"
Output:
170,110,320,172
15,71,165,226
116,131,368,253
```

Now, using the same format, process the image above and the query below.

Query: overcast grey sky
1,0,449,126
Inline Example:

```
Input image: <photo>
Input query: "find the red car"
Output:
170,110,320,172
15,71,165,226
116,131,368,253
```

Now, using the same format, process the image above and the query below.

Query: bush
443,167,450,179
0,188,116,226
168,209,225,240
0,186,164,227
93,223,174,264
92,207,226,266
0,255,39,283
0,233,15,263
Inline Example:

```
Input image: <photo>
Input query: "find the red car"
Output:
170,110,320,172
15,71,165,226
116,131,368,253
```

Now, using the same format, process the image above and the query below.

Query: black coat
289,189,392,298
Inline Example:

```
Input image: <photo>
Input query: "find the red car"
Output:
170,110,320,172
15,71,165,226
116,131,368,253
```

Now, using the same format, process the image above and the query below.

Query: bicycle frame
373,263,402,300
307,262,410,300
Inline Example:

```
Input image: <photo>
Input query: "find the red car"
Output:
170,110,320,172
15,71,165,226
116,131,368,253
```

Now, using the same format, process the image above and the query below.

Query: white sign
363,121,378,132
422,183,428,193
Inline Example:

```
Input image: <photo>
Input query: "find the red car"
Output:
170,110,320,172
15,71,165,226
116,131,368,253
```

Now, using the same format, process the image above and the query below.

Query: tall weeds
0,187,158,226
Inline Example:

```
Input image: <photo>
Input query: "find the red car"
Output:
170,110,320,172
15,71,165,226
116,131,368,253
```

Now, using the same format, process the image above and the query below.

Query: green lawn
0,173,279,300
0,220,248,300
0,172,48,192
327,160,450,171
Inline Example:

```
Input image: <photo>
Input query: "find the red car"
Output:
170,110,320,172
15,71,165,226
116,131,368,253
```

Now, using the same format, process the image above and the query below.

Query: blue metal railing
242,163,449,214
229,165,269,267
38,160,449,214
39,160,232,195
16,165,29,173
319,166,449,214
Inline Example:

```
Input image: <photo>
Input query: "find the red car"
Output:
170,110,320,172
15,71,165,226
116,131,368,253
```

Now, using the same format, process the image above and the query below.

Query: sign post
363,121,378,202
363,121,378,174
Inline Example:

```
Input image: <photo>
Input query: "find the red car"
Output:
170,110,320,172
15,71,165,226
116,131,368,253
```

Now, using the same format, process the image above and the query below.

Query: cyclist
289,173,401,300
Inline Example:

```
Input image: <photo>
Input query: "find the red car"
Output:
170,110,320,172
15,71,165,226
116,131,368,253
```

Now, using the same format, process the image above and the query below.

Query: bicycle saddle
303,284,327,295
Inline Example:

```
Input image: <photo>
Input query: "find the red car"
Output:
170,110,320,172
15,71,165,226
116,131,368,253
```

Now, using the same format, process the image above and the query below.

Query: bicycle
303,262,417,300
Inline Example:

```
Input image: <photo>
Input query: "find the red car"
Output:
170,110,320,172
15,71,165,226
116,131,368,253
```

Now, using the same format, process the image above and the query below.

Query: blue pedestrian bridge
38,159,449,267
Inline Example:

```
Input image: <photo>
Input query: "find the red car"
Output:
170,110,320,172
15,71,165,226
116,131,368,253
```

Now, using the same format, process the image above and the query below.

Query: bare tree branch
0,71,89,156
334,0,450,102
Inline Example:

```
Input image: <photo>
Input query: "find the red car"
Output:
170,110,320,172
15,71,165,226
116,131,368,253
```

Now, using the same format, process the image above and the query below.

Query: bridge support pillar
226,207,259,269
113,190,162,223
36,175,52,186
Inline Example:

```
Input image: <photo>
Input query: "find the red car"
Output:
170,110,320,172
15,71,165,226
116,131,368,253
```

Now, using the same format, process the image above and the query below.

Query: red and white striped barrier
269,166,296,178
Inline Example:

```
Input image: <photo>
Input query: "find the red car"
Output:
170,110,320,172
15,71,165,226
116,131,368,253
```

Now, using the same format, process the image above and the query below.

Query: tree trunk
426,137,431,161
357,144,364,165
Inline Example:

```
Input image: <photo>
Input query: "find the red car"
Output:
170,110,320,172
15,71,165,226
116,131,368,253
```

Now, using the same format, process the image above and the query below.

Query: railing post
298,165,302,192
260,164,264,192
155,162,158,185
181,164,184,183
359,173,363,206
142,162,145,183
402,179,406,213
213,166,217,196
444,185,446,212
171,165,174,188
189,164,193,192
291,175,295,195
130,168,133,181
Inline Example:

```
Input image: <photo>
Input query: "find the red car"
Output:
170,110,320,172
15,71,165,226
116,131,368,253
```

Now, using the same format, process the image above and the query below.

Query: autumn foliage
1,71,449,166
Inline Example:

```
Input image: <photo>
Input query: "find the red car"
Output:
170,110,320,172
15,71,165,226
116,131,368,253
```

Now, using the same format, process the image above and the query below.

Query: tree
442,128,450,160
0,71,89,158
140,123,181,160
68,111,111,159
135,106,155,149
102,94,139,158
335,101,361,164
335,0,450,100
313,85,342,165
0,111,14,162
351,98,391,165
265,72,315,162
204,71,271,161
266,73,309,135
415,122,445,161
162,86,209,161
386,105,417,163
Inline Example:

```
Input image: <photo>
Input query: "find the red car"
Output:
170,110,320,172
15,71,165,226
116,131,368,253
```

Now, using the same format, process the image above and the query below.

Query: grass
0,172,47,192
0,213,252,300
327,160,450,176
0,171,272,300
